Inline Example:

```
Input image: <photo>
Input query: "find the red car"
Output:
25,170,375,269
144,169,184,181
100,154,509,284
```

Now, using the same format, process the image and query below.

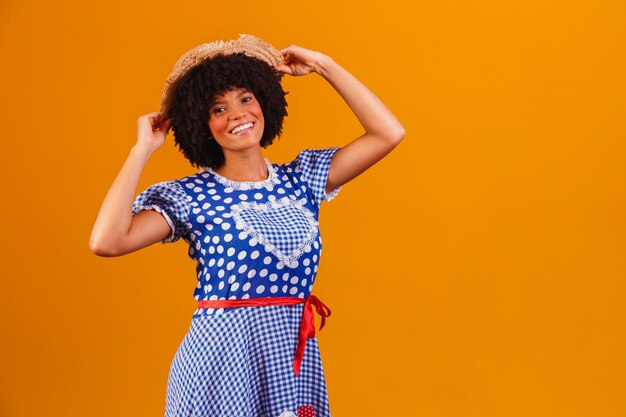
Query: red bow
294,295,332,375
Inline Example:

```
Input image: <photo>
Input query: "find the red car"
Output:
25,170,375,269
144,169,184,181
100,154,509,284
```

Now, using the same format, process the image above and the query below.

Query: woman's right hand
136,111,172,153
90,111,174,257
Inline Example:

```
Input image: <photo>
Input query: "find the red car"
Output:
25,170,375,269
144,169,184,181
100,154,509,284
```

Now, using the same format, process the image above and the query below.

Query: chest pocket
231,198,319,268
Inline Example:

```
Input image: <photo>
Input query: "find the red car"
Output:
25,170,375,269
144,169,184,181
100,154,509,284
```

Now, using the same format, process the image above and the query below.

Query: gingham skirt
164,304,331,417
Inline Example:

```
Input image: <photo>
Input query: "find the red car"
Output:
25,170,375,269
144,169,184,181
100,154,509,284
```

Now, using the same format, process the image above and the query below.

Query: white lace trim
199,159,281,190
230,197,319,268
323,186,342,202
278,412,297,417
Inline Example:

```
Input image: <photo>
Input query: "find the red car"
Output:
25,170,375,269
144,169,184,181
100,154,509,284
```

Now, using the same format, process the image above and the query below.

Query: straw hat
160,34,284,118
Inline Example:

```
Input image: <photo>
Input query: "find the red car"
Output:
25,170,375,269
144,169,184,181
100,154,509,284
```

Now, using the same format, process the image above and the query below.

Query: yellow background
1,0,625,416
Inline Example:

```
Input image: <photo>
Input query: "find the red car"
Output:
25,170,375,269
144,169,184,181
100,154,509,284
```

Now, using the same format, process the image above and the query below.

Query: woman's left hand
275,45,325,77
275,42,405,196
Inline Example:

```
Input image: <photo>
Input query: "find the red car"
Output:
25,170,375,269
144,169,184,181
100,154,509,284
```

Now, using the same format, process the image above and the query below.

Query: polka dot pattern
132,149,341,318
297,405,317,417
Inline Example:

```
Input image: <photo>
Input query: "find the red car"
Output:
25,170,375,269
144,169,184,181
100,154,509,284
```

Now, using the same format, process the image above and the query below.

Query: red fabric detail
197,296,304,309
294,295,331,375
297,405,316,417
197,295,331,376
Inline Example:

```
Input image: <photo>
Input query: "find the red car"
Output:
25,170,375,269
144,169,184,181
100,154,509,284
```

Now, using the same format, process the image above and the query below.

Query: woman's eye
212,107,225,115
242,96,252,103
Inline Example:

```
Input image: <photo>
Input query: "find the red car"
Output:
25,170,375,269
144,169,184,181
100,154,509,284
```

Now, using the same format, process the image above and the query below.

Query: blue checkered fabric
165,304,330,417
232,200,318,267
291,148,341,207
131,148,342,417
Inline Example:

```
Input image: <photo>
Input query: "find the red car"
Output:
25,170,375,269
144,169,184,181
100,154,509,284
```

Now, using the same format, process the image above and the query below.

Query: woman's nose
230,104,247,120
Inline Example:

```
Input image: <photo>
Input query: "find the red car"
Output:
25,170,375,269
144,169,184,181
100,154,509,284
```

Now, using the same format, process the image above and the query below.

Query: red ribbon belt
197,295,331,376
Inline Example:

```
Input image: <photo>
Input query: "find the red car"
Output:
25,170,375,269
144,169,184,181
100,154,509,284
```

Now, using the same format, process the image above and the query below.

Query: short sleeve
293,148,341,207
132,180,191,243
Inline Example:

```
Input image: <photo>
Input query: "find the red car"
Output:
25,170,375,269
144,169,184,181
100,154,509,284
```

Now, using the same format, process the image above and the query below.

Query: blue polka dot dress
132,148,341,417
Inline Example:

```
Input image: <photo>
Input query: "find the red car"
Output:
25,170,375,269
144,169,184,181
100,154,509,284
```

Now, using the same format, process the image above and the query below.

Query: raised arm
89,113,173,257
275,45,405,193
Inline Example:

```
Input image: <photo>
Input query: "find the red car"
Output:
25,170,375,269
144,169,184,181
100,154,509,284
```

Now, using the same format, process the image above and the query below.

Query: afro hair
168,53,288,169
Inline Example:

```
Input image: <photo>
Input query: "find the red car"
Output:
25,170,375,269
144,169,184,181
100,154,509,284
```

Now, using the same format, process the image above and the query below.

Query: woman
90,34,404,417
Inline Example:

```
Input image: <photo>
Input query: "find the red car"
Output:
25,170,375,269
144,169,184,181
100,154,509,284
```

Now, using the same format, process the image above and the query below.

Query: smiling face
208,87,265,154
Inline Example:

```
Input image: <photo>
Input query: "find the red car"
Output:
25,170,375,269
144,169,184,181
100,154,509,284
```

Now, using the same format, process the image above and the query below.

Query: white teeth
231,122,253,134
